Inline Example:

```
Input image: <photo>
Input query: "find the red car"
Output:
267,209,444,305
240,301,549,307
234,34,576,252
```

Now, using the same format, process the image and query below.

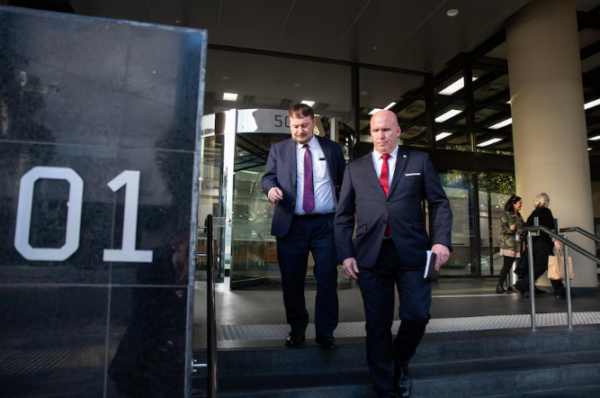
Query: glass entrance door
197,109,352,289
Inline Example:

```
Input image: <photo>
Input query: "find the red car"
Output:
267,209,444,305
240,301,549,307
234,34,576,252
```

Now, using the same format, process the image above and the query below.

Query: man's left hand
432,244,450,271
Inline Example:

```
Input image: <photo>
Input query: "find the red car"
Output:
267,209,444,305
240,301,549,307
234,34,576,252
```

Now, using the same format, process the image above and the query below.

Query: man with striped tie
335,110,452,397
261,103,346,350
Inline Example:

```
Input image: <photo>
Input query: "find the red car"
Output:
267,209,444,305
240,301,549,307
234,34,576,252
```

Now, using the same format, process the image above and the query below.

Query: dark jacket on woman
525,206,555,253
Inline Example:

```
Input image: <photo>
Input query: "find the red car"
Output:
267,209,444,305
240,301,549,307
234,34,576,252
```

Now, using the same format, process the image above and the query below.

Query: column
507,0,597,287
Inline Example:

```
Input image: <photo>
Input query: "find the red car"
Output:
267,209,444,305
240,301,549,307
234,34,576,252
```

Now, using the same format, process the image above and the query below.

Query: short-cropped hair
533,193,550,208
289,103,314,119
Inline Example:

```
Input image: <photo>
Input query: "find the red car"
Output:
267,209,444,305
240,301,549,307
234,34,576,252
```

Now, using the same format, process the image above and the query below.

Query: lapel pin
403,155,407,158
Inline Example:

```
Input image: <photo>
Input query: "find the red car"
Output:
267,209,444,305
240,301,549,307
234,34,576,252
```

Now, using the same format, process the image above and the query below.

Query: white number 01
14,167,153,263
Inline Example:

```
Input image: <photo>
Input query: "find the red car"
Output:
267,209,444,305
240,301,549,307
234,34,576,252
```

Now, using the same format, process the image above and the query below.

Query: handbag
548,250,574,281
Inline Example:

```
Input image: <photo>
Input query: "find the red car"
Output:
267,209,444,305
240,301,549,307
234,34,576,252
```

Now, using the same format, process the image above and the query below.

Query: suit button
292,202,296,206
383,220,387,224
387,202,390,205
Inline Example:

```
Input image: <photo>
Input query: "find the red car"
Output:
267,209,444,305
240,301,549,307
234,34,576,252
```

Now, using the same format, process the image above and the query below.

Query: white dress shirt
371,145,399,185
294,136,335,215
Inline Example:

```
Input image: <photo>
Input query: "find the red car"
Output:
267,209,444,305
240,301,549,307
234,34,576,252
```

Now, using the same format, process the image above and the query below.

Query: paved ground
193,279,600,348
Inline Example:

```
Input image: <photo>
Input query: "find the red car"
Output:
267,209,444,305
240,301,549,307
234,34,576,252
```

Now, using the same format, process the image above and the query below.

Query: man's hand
268,188,284,204
432,244,450,271
510,224,516,231
342,258,359,280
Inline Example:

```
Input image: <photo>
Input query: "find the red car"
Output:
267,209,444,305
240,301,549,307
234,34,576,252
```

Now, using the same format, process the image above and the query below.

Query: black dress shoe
394,365,412,398
315,335,337,350
555,293,566,300
285,331,305,347
496,284,505,294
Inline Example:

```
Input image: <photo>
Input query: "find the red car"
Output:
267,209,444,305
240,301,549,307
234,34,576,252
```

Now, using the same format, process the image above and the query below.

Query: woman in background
514,193,566,299
497,195,524,293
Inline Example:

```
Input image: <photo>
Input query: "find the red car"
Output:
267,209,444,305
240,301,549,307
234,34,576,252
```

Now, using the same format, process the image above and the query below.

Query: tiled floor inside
192,279,600,349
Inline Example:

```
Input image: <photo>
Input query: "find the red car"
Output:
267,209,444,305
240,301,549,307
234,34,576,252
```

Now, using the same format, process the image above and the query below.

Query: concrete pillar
507,0,597,287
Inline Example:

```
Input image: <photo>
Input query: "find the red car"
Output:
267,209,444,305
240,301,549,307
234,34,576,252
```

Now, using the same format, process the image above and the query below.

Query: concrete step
194,326,600,376
192,350,600,398
481,385,600,398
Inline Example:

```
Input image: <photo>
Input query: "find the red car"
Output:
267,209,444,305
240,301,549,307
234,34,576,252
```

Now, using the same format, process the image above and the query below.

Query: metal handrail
192,215,218,397
560,226,600,245
520,225,600,265
518,223,600,332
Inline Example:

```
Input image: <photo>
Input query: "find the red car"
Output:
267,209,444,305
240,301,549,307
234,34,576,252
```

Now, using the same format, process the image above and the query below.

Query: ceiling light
222,76,230,80
439,77,477,95
384,102,396,110
293,83,301,88
588,135,600,141
506,100,511,104
369,108,383,115
435,132,453,141
301,100,315,107
223,92,238,101
584,98,600,110
361,91,369,95
435,109,463,123
477,138,504,147
589,148,593,151
447,9,459,17
372,46,378,50
489,118,512,129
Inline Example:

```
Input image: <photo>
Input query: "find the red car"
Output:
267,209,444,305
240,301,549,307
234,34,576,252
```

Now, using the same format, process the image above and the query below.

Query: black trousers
498,256,516,286
276,214,339,336
515,248,566,295
357,240,431,397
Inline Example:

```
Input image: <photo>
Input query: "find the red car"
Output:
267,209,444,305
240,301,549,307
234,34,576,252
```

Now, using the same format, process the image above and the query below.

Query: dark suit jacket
261,135,346,237
335,147,452,270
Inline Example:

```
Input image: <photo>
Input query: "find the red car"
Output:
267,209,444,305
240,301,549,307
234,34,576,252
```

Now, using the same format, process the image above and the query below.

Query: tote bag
548,250,574,281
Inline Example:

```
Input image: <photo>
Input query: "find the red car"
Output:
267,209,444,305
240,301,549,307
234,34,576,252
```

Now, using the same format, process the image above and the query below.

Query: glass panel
430,170,476,276
478,172,516,276
473,73,512,154
197,134,227,283
230,133,287,288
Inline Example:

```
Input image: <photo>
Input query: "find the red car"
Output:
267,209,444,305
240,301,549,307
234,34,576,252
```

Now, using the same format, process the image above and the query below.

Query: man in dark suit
261,103,346,350
335,110,452,397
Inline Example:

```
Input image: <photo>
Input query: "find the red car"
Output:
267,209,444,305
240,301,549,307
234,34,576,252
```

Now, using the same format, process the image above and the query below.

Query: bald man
335,110,453,398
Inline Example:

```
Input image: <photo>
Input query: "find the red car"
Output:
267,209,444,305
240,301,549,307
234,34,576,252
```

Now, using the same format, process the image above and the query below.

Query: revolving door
196,108,351,290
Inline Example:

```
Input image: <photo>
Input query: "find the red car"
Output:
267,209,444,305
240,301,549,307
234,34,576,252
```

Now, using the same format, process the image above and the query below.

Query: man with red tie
262,103,346,350
335,110,452,397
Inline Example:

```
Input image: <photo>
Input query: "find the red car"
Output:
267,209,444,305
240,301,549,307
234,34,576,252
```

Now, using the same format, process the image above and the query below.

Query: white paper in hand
423,250,438,282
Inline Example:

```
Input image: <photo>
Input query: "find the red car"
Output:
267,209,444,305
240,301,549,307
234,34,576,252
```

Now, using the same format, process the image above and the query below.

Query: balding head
370,110,401,154
371,110,398,127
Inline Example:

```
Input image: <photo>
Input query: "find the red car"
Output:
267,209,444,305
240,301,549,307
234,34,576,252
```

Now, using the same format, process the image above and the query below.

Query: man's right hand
268,188,284,204
343,258,359,280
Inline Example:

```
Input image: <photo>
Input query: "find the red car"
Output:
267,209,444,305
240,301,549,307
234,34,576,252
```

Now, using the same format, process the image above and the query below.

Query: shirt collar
297,135,318,150
373,145,399,160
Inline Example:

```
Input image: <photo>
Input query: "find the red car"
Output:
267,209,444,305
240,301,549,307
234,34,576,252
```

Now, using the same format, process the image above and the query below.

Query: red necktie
379,154,391,237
